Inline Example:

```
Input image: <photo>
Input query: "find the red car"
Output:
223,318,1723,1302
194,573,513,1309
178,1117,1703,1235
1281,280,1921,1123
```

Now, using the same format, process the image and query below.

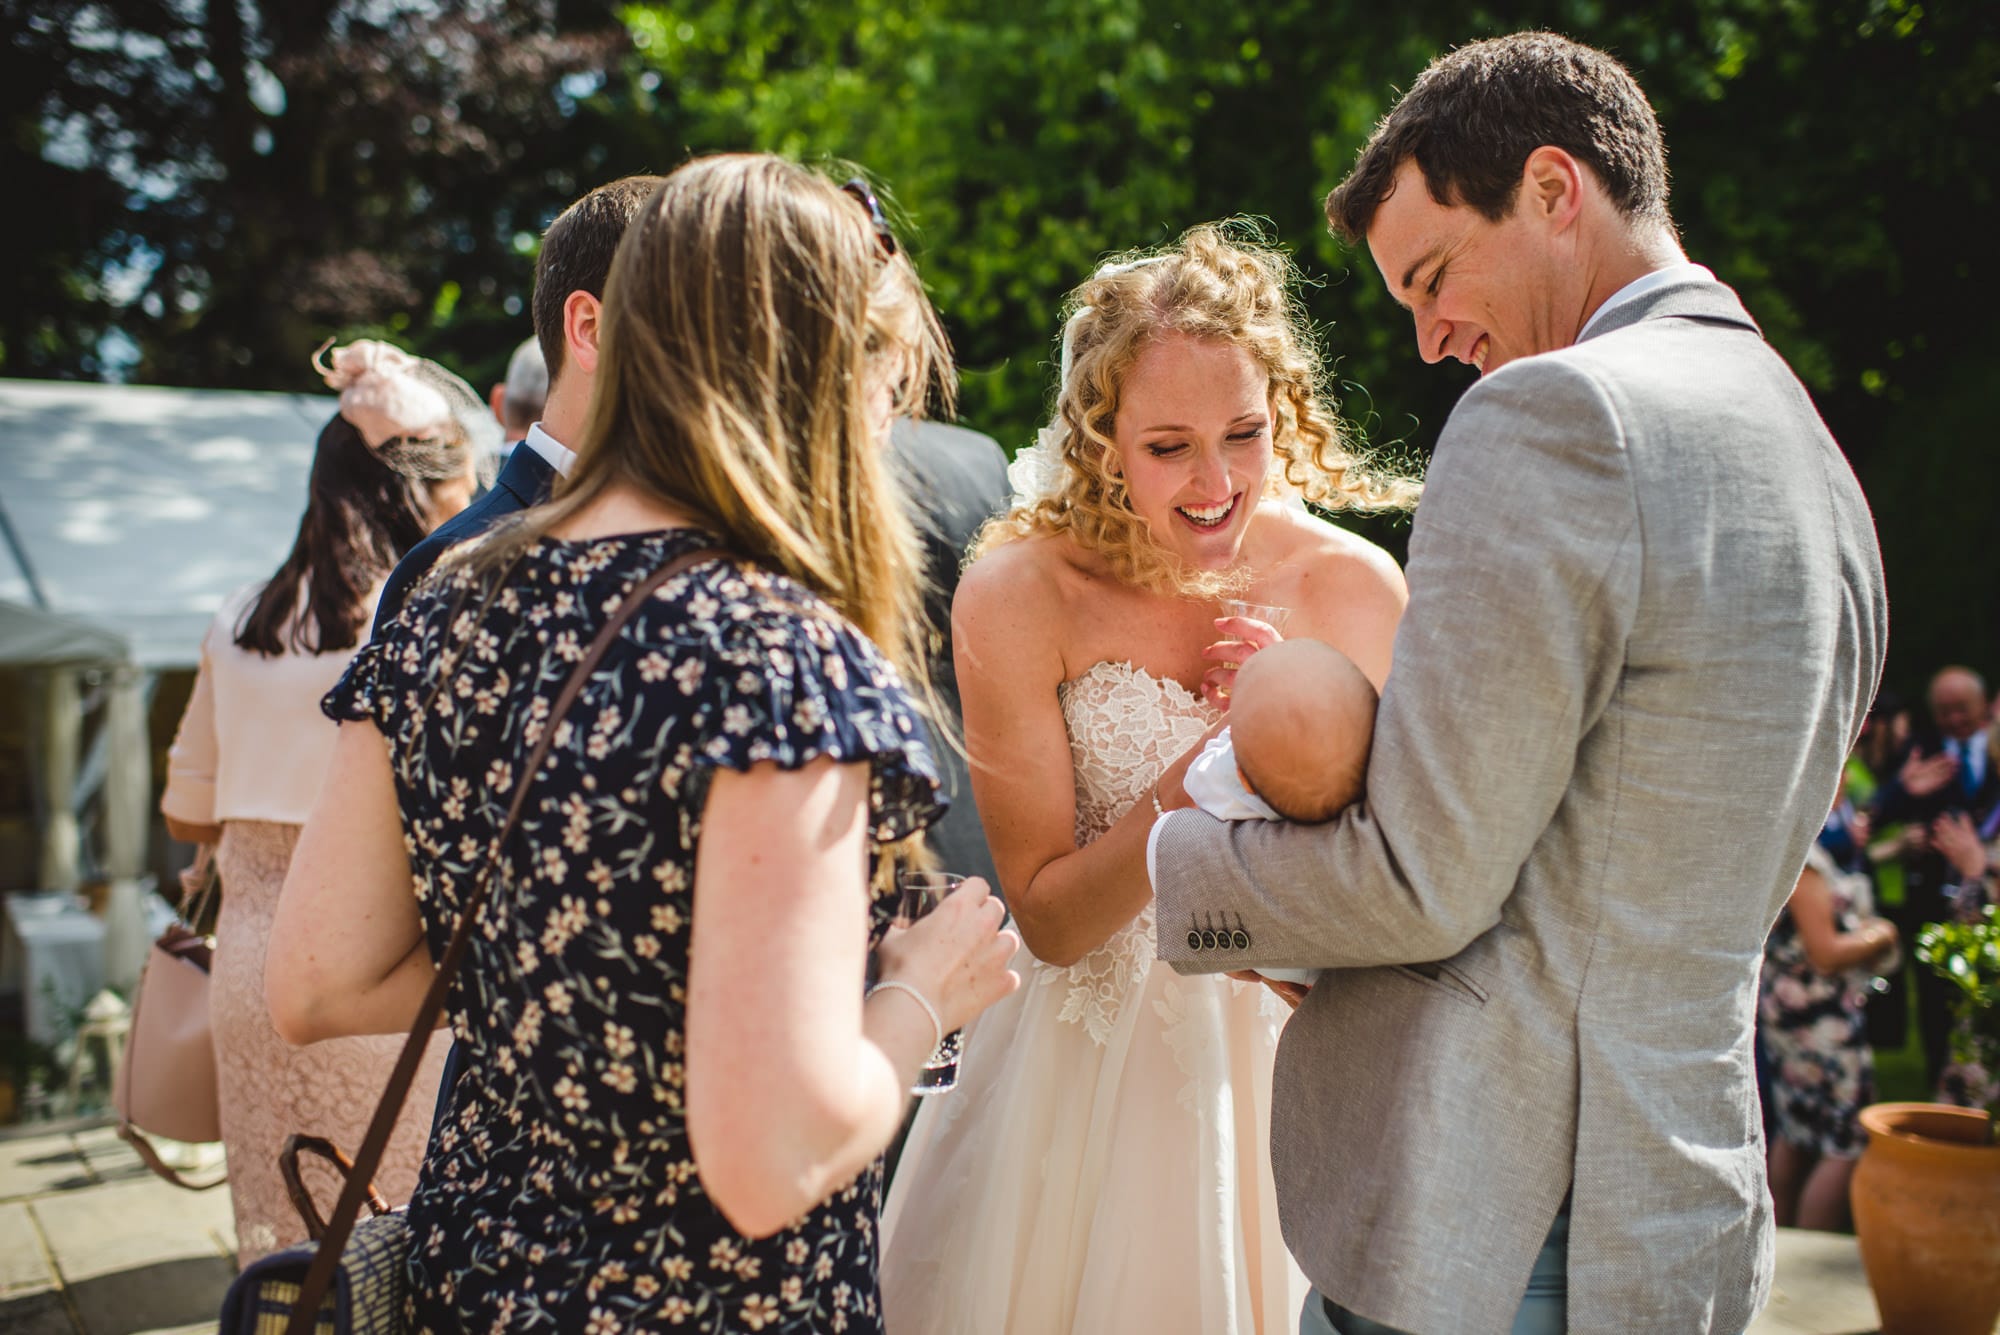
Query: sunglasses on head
840,178,899,257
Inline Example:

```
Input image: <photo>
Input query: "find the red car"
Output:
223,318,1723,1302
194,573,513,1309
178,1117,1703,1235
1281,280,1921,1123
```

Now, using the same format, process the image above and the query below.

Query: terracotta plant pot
1850,1102,2000,1335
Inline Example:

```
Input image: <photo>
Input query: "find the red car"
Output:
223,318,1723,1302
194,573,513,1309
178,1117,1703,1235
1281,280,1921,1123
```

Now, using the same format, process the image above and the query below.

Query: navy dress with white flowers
325,527,943,1334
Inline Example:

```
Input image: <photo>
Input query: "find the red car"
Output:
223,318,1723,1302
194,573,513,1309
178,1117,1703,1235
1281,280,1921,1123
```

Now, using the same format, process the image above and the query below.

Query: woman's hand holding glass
1199,601,1291,711
871,876,1020,1090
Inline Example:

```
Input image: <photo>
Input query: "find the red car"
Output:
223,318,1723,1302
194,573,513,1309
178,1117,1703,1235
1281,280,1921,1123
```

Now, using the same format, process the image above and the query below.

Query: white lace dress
880,661,1308,1334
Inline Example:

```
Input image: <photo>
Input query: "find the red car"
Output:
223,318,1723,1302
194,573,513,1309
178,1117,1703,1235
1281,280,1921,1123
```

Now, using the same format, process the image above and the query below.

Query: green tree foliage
9,0,1997,693
621,0,2000,693
2,0,635,389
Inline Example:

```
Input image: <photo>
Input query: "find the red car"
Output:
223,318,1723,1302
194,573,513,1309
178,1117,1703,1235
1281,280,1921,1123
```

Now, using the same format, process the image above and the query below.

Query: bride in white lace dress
880,225,1419,1334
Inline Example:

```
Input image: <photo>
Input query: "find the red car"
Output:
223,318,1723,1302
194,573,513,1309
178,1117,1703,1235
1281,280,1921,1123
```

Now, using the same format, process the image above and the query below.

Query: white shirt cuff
1146,809,1172,894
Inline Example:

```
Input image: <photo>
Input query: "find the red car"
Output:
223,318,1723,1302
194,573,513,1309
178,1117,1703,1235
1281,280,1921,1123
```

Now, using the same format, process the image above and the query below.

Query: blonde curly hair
977,221,1419,595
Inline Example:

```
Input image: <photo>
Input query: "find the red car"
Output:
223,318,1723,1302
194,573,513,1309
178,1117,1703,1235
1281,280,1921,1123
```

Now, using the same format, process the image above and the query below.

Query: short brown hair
481,154,954,701
1326,32,1669,243
531,175,665,379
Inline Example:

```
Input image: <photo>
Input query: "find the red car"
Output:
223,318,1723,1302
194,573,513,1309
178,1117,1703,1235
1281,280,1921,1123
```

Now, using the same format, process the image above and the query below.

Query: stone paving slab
0,1289,78,1335
1748,1228,1881,1334
35,1177,233,1282
0,1199,58,1296
0,1124,235,1335
0,1131,97,1201
64,1256,233,1335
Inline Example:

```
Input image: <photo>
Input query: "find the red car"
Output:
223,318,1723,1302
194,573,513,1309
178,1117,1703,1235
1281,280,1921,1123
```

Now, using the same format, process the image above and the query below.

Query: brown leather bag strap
285,544,723,1335
118,1122,227,1190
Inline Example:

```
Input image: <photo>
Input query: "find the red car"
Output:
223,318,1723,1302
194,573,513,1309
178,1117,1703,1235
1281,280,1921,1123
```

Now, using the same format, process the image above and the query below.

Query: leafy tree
622,0,1999,692
10,0,1996,693
2,0,634,391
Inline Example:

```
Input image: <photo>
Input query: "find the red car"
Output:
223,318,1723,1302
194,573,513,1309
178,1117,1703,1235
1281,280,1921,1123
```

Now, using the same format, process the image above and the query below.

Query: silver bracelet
867,979,943,1051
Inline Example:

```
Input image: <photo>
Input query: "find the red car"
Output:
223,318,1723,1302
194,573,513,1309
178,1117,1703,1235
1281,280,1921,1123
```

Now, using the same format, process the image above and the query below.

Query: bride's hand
1200,614,1286,710
1225,968,1310,1010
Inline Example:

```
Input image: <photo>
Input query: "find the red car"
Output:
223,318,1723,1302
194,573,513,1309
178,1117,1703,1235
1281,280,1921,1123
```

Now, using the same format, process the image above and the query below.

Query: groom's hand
1226,969,1309,1010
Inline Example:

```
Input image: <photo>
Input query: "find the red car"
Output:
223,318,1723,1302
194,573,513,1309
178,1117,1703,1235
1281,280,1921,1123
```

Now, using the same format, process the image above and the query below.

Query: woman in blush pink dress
161,341,485,1263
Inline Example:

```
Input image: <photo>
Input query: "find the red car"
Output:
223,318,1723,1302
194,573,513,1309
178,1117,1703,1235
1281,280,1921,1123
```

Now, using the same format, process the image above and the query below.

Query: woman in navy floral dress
267,154,1021,1333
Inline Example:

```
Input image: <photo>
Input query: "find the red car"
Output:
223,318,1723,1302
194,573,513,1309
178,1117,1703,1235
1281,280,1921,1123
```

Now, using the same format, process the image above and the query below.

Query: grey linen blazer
1151,278,1886,1335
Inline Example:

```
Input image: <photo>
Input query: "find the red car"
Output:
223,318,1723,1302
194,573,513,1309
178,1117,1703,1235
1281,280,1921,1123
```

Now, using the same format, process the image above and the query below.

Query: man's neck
540,375,589,451
1572,223,1689,339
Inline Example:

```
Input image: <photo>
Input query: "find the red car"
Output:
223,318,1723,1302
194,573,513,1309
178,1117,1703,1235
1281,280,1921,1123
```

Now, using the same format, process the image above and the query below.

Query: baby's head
1229,639,1378,823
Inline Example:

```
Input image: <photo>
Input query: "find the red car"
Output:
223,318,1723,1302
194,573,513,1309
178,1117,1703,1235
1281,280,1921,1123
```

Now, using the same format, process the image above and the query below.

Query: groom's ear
1521,146,1587,232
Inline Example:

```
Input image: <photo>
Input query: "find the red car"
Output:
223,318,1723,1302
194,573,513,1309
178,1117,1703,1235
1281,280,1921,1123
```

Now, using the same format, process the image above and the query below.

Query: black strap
285,544,722,1334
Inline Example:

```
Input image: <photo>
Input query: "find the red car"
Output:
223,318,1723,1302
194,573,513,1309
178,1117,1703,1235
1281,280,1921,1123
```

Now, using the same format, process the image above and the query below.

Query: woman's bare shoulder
1263,504,1407,600
957,533,1088,616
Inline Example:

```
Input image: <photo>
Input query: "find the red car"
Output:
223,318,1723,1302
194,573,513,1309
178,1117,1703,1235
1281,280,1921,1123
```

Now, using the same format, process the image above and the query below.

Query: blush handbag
218,545,720,1335
113,847,227,1188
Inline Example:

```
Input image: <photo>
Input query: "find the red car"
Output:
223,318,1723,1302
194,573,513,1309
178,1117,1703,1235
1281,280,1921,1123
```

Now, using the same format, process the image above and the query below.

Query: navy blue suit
372,442,554,1141
373,444,557,635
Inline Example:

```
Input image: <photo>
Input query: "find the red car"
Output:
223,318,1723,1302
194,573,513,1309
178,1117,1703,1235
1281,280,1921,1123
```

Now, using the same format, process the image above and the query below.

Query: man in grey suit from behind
1149,33,1886,1335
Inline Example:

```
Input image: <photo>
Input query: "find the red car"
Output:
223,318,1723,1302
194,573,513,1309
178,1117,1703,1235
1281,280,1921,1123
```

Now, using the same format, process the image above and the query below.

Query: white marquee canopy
0,379,331,670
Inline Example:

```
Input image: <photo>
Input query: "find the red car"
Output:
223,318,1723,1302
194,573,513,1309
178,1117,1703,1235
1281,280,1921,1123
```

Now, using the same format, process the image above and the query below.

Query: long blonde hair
475,153,954,698
978,221,1418,595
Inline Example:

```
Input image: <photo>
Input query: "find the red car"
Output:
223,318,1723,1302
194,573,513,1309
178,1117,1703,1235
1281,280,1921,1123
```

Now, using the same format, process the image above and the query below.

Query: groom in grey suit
1149,33,1886,1335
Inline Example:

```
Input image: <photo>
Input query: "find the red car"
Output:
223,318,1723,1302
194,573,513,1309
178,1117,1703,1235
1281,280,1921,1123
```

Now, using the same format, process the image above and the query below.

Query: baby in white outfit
1182,637,1378,985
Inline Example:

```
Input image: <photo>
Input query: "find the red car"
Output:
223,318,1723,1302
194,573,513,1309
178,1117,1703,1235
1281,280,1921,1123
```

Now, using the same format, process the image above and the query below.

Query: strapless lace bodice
1060,660,1218,840
1045,660,1220,1042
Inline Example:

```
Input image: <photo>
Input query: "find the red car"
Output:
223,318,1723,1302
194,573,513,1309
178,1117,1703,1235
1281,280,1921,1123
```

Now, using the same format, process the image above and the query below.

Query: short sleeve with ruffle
323,634,391,727
659,574,945,845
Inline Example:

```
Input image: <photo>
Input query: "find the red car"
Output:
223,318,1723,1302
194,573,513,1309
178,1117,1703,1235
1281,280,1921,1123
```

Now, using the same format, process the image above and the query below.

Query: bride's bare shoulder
1262,503,1406,601
958,533,1094,615
953,535,1089,682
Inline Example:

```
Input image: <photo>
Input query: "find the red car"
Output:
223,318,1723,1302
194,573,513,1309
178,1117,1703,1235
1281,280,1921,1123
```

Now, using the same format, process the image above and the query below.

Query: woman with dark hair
161,339,490,1263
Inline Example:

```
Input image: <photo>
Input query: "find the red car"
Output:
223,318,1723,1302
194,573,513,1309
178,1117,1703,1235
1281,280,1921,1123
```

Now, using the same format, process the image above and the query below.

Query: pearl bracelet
867,979,943,1052
1151,779,1166,818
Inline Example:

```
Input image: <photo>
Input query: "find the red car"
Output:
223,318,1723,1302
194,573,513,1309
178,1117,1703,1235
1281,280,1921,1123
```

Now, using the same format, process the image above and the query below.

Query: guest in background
372,174,663,631
159,339,487,1263
1760,840,1900,1231
1872,665,2000,1083
888,417,1011,889
1929,806,1999,1108
487,334,548,448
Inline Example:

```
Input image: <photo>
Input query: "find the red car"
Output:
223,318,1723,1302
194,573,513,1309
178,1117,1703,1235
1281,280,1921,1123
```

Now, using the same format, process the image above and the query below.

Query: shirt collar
522,422,576,477
1579,262,1717,340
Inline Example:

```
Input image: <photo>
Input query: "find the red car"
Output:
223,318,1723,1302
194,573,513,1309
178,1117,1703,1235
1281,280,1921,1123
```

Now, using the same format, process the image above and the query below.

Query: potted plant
1849,903,2000,1335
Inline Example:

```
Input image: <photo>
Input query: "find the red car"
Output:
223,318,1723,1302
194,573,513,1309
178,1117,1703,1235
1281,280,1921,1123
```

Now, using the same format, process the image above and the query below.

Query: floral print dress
325,527,943,1334
1758,844,1876,1159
